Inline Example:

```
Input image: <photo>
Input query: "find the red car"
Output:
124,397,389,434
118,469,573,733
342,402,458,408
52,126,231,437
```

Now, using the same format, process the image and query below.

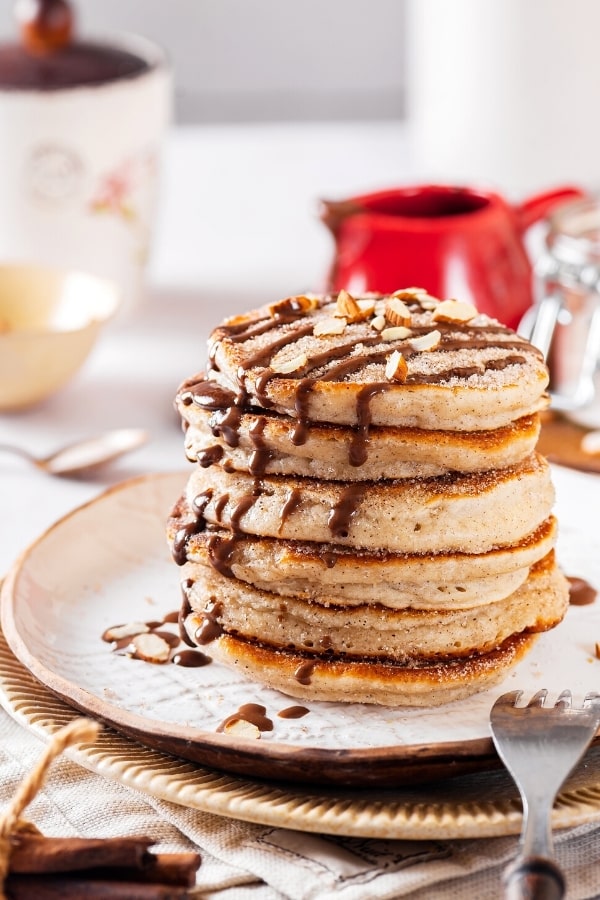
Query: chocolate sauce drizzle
172,490,212,566
328,484,367,539
184,299,539,480
206,534,237,578
179,579,196,646
175,298,543,595
278,487,302,533
294,659,316,685
198,444,224,468
216,703,274,734
194,599,224,644
248,416,273,475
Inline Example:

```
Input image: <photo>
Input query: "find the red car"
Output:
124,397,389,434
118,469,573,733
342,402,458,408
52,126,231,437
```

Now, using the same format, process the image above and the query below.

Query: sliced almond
335,289,360,317
385,298,412,327
410,330,442,352
130,632,171,664
595,643,600,660
391,287,426,299
223,718,261,739
313,316,347,337
418,296,442,310
268,295,318,318
356,299,376,317
431,299,478,324
370,315,387,331
272,352,308,374
102,621,149,643
334,289,374,323
385,350,408,382
381,325,412,341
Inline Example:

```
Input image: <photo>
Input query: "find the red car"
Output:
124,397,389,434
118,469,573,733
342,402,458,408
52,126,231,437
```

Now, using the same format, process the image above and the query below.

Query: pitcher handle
519,293,600,412
516,186,585,232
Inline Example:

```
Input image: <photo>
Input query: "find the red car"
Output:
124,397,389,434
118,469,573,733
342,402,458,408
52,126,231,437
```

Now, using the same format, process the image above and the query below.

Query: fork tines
494,689,600,710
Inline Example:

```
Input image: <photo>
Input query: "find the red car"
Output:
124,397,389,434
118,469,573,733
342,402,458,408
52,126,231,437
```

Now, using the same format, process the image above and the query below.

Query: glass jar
521,196,600,428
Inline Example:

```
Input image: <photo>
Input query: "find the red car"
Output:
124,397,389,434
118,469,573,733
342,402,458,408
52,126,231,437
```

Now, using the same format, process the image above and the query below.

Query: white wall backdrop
0,0,407,123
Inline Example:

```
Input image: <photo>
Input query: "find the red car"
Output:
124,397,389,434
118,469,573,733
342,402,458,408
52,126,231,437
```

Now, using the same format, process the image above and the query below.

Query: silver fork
490,689,600,900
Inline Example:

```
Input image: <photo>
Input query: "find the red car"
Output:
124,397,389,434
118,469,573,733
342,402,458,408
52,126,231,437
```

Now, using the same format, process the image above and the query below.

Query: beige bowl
0,265,120,410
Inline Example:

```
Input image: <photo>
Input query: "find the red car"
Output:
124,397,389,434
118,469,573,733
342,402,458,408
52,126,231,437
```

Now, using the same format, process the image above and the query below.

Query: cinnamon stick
8,835,154,874
77,853,200,887
5,875,192,899
4,834,200,895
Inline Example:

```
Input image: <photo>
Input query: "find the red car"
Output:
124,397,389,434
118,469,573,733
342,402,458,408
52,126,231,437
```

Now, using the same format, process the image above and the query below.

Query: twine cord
0,718,100,897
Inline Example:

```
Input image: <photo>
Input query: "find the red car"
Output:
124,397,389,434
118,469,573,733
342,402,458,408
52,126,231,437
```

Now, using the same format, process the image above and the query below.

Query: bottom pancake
188,631,539,707
182,550,568,661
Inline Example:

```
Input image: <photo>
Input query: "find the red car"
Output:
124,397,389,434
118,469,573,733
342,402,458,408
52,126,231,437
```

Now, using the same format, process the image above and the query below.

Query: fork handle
504,855,565,900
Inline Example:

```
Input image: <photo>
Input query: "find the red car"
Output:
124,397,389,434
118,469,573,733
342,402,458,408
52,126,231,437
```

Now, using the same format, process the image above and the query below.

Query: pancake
181,551,568,664
168,498,558,609
201,291,549,432
168,289,563,708
184,630,539,707
182,452,554,554
179,393,541,480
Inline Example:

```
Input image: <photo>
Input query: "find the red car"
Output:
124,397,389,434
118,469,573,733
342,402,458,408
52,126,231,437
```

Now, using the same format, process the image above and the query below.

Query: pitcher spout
318,197,366,236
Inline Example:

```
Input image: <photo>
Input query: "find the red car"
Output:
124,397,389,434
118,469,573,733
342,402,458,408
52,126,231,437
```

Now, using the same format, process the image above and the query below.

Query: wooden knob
14,0,74,55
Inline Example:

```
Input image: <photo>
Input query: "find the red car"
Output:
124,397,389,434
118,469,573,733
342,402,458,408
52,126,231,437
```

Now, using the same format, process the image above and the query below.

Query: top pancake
201,290,549,432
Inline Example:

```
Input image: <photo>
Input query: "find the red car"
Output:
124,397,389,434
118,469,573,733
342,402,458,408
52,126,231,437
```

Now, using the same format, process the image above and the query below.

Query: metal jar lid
538,195,600,294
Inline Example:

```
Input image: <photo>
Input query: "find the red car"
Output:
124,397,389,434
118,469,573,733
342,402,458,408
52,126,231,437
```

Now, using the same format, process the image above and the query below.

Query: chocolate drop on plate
568,576,597,606
217,703,273,733
278,705,309,719
172,649,212,668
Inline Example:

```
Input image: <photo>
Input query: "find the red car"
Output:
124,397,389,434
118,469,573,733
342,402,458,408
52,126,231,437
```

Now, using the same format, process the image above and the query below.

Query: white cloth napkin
1,708,600,900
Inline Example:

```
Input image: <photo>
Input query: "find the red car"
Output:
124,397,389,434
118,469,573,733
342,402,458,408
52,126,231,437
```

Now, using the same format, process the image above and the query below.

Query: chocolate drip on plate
568,576,597,606
217,703,274,733
172,649,212,667
278,705,310,719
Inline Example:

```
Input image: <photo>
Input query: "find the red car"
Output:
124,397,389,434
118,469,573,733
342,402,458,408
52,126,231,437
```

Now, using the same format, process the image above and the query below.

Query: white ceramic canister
406,0,600,195
0,33,171,313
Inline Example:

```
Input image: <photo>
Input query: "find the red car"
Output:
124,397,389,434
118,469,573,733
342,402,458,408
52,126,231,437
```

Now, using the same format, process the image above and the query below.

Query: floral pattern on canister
89,150,157,264
90,150,156,224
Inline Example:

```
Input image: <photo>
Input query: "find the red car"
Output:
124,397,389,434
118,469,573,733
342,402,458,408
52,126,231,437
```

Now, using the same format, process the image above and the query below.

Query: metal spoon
0,428,148,477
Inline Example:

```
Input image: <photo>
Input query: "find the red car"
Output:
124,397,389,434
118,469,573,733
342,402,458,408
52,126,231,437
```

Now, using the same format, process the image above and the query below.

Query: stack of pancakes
167,289,569,706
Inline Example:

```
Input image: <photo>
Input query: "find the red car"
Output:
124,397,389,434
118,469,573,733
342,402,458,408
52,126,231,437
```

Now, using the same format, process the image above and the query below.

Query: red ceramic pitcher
320,184,584,329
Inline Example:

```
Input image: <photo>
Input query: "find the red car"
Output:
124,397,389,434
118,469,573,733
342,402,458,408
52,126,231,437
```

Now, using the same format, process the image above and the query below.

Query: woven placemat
538,413,600,474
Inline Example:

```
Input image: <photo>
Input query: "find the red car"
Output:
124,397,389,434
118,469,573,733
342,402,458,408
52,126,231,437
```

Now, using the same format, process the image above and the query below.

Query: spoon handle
0,443,37,464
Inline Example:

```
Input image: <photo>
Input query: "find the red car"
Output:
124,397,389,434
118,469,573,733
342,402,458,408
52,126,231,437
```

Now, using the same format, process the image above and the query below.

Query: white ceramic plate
1,471,600,789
